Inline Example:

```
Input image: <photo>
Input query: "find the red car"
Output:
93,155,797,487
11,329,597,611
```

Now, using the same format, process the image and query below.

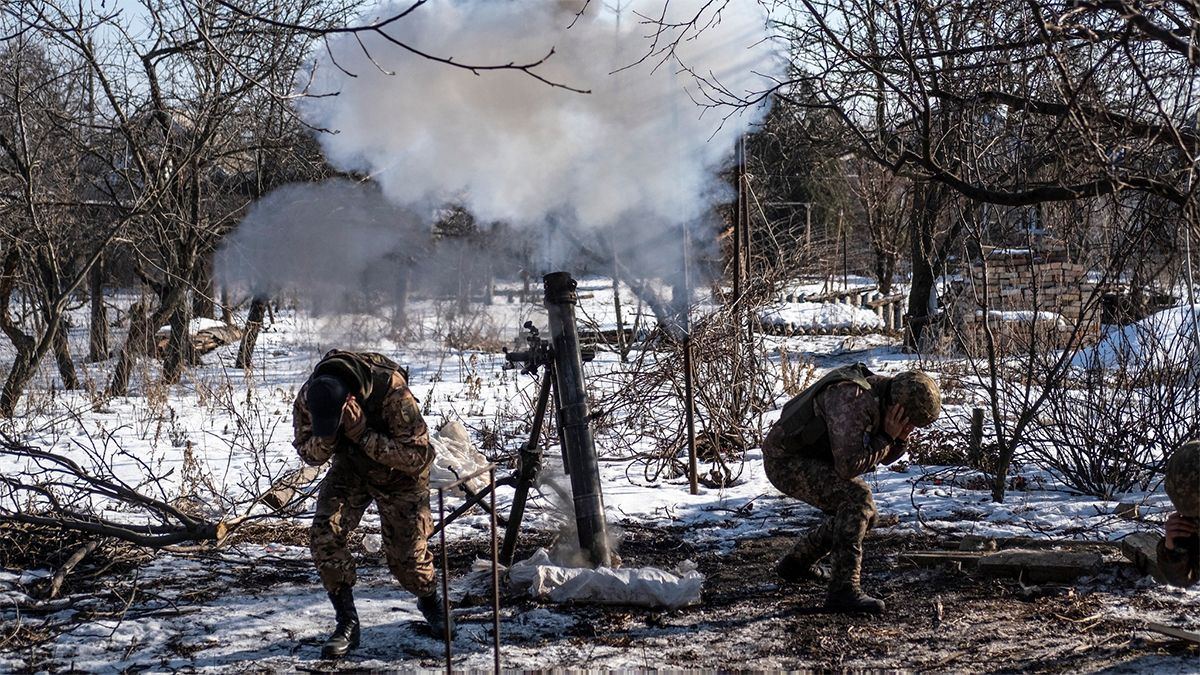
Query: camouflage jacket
812,380,906,480
292,365,433,482
1156,534,1199,588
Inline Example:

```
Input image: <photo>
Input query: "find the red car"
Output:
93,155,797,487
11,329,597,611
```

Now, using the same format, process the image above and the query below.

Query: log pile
953,245,1101,355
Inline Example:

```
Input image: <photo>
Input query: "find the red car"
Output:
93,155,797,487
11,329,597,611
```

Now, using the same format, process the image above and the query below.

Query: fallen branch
47,539,100,600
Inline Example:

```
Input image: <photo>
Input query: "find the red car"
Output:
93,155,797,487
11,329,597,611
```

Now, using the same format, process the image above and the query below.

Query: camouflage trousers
310,456,436,597
762,426,878,592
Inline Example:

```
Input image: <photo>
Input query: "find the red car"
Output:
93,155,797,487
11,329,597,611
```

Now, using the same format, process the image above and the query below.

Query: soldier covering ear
762,364,940,614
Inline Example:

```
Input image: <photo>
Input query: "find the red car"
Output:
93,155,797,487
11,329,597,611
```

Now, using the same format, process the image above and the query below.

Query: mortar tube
543,271,611,568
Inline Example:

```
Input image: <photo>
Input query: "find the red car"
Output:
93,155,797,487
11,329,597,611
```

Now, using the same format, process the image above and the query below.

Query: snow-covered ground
0,280,1195,671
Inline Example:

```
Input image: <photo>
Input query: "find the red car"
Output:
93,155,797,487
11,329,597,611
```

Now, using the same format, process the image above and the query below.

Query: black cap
306,375,348,437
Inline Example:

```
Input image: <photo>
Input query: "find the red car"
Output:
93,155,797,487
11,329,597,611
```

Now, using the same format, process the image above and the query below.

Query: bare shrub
435,301,507,352
1024,333,1200,499
589,309,775,487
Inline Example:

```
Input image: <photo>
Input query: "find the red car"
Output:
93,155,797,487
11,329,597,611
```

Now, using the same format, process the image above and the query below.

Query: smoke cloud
220,2,780,308
298,0,779,251
217,180,425,310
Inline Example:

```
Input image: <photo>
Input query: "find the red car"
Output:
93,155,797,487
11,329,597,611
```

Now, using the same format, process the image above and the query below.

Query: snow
1073,304,1200,369
759,302,884,330
0,280,1196,671
155,317,229,336
976,310,1066,325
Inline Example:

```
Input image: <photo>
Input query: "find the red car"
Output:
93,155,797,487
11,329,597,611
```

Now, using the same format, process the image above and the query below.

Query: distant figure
762,364,941,614
1158,440,1199,588
292,350,453,659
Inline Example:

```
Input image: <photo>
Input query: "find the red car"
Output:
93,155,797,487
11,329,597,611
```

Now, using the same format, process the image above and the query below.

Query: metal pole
841,208,848,290
550,362,568,475
543,272,611,568
683,224,698,495
684,335,698,495
733,139,744,306
432,464,498,671
489,467,500,672
500,369,554,565
438,488,451,673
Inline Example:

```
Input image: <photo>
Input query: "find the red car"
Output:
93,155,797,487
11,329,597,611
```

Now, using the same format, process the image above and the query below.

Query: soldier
1157,440,1198,588
292,349,454,659
762,364,941,614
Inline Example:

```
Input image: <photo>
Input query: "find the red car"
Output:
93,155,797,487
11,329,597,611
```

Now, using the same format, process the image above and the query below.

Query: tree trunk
905,183,941,349
88,260,108,362
108,288,184,397
52,325,78,390
220,286,233,325
235,295,268,369
0,352,36,417
192,254,215,319
876,252,896,296
162,293,195,384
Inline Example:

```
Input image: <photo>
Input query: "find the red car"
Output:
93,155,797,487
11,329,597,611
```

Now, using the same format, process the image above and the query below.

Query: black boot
417,591,456,639
825,587,886,614
776,552,831,584
321,586,361,659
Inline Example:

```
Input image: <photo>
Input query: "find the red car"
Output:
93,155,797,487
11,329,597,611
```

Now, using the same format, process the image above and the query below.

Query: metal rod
543,271,611,568
430,477,514,537
500,368,554,565
435,463,499,491
490,466,501,672
683,222,698,496
684,334,698,495
438,487,451,673
550,362,568,474
733,137,744,305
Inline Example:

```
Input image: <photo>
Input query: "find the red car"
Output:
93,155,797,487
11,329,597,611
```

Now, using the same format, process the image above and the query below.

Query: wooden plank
1144,621,1200,644
977,549,1102,583
989,537,1120,552
898,551,983,569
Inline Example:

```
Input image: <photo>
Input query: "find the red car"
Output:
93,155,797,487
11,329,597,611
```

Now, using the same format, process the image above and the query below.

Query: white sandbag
507,548,703,610
429,420,492,495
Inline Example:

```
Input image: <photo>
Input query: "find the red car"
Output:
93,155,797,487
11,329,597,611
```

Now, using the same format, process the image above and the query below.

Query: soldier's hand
1165,512,1198,551
342,396,367,443
884,403,914,442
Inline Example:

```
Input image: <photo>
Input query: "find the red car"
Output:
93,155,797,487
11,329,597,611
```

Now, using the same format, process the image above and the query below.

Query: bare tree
0,34,135,416
652,0,1197,345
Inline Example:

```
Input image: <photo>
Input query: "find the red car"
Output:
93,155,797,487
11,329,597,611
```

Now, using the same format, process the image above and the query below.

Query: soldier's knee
310,515,342,545
863,501,878,528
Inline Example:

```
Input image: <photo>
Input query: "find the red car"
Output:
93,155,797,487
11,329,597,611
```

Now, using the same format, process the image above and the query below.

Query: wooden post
684,335,698,495
969,407,984,468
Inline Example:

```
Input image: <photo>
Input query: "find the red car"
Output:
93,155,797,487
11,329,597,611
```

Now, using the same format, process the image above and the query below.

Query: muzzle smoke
220,0,779,298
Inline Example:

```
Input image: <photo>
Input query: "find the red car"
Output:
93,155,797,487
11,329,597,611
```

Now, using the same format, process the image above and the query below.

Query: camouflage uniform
1156,440,1199,588
293,353,436,597
763,377,905,593
1157,535,1199,588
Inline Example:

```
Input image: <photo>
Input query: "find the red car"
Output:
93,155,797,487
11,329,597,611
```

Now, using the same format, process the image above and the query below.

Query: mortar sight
504,320,594,376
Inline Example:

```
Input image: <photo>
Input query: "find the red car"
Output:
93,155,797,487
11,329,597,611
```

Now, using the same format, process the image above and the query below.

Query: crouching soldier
1158,440,1198,588
762,364,941,614
292,349,454,659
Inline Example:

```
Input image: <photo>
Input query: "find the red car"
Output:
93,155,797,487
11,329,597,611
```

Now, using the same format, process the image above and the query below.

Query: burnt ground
2,520,1197,672
442,522,1199,672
